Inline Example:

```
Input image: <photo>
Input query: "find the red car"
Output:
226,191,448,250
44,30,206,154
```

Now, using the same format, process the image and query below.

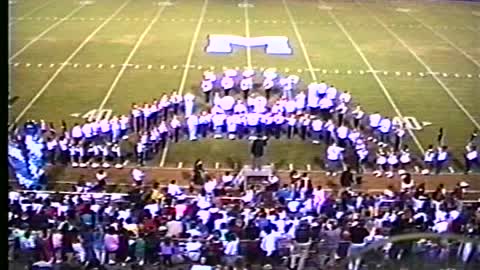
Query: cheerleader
130,103,142,133
386,149,399,178
421,145,436,175
399,145,412,170
111,143,124,168
373,148,388,177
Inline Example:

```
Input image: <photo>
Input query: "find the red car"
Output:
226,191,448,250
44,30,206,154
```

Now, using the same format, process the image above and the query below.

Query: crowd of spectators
8,168,480,270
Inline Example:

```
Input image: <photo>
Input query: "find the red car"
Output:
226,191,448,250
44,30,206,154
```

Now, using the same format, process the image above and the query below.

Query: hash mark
49,64,55,68
73,63,79,68
25,63,31,67
160,65,165,69
37,64,42,67
134,64,140,69
110,64,115,68
85,64,91,68
147,65,152,69
97,64,103,68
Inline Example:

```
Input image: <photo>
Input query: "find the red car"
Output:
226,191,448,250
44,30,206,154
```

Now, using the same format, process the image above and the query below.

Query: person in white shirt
336,102,348,126
368,112,382,133
299,114,311,140
71,123,83,144
223,233,240,266
198,111,211,138
170,90,183,115
295,91,306,113
167,179,183,197
131,103,142,133
319,97,333,120
226,114,238,139
170,116,181,142
325,85,337,100
260,227,279,262
221,171,234,187
464,144,479,174
351,105,365,129
379,117,392,144
187,114,199,141
184,93,195,117
399,145,411,170
241,77,253,100
435,145,450,175
323,119,335,145
339,90,352,104
326,143,344,176
393,124,406,151
46,137,58,165
160,94,171,121
307,83,320,114
272,114,285,139
422,144,435,175
386,149,399,178
336,125,350,148
374,149,388,177
310,117,323,144
221,76,234,96
220,95,235,114
201,79,213,103
233,99,247,114
212,113,226,139
185,237,203,262
131,166,145,186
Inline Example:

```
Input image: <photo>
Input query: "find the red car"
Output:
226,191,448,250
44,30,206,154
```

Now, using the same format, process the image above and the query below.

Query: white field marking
160,64,165,69
96,5,167,114
455,73,460,78
172,65,177,69
73,63,79,68
37,63,42,67
157,1,174,7
407,71,412,76
306,164,311,171
49,63,55,67
25,63,31,67
372,15,480,130
396,8,411,13
177,162,183,168
407,14,480,68
472,11,480,17
442,73,448,77
177,0,208,96
285,68,290,72
13,63,19,67
161,0,209,167
322,69,327,73
359,70,364,75
110,64,115,68
347,70,352,74
9,5,84,61
148,64,152,69
9,0,56,27
97,64,103,68
288,164,294,170
11,0,132,128
85,64,91,68
282,0,317,82
467,74,472,78
297,68,303,73
395,71,401,76
419,72,425,77
384,71,388,75
135,64,140,69
327,9,425,154
243,0,252,68
215,162,220,169
334,69,339,74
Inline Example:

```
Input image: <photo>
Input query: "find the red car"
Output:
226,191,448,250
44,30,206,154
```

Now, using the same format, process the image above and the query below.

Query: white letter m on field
205,34,293,55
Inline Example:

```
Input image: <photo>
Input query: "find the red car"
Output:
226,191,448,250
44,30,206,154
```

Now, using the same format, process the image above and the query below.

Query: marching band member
393,124,406,151
356,145,369,174
120,115,129,139
110,116,120,143
299,114,310,140
221,75,234,96
326,142,344,176
170,90,183,115
336,124,349,148
253,95,267,114
307,83,320,114
184,92,195,117
263,78,275,100
100,143,110,168
284,97,296,115
319,95,334,121
160,94,171,121
247,111,261,139
226,114,238,139
287,114,297,139
212,112,226,139
379,116,392,144
131,103,142,133
198,111,211,138
78,142,87,168
46,137,58,165
81,120,94,144
201,79,214,103
136,137,146,166
368,112,382,140
142,103,152,130
273,113,285,139
220,95,235,115
260,113,272,137
240,76,253,100
99,116,111,142
150,99,159,125
325,85,337,100
187,114,199,141
58,135,69,165
71,122,83,144
233,99,247,115
323,119,335,145
158,120,169,149
348,128,361,146
339,90,352,104
237,113,247,139
280,77,293,100
435,145,450,175
70,142,79,167
271,101,284,115
295,91,306,113
89,143,101,168
170,116,182,142
336,102,348,126
351,105,365,129
310,117,323,144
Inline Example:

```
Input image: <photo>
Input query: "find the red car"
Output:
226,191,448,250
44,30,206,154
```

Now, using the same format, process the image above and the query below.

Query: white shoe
108,260,115,265
91,163,99,168
326,172,331,176
72,162,79,168
102,162,111,168
312,140,320,144
115,163,123,169
80,163,87,168
332,172,337,177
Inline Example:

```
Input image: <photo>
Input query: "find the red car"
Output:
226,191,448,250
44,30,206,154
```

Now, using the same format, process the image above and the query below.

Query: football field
9,0,480,171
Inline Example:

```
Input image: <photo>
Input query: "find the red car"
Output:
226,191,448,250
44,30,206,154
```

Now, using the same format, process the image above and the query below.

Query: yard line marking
9,5,85,61
96,5,168,115
406,14,480,68
242,0,252,69
160,0,209,167
10,0,132,129
282,0,318,82
177,162,183,168
306,164,311,171
369,14,480,130
288,164,294,170
9,0,56,27
326,5,425,154
177,0,208,96
215,162,220,169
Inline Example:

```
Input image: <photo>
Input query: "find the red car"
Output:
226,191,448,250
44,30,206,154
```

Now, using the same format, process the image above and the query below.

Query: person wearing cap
336,124,349,148
170,90,182,116
158,120,169,149
298,114,310,140
119,115,129,138
295,91,306,113
319,96,334,121
99,116,112,143
253,95,268,114
246,111,261,139
221,75,234,96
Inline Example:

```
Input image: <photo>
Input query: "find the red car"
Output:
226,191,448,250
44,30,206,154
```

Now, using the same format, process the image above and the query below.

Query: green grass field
9,0,480,170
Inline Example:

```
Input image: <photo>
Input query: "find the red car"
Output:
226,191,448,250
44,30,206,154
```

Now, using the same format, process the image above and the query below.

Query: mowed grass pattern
9,0,480,170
